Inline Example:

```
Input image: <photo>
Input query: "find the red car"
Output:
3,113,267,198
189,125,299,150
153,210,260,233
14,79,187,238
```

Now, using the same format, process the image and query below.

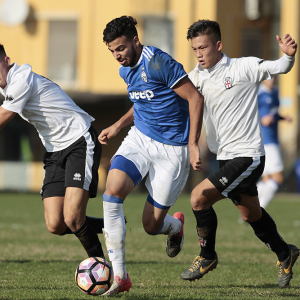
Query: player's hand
98,125,120,145
277,34,297,56
284,115,292,122
189,144,202,172
261,114,275,127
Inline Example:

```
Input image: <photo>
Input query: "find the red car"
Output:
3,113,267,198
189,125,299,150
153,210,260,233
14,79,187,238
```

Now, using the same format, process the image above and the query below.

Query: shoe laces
188,255,202,272
276,261,283,277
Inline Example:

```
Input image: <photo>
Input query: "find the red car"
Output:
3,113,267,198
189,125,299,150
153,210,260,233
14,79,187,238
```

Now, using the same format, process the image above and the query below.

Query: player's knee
64,216,83,232
104,188,118,198
142,220,159,235
241,211,261,223
45,220,65,235
104,187,128,201
190,190,206,210
275,176,284,185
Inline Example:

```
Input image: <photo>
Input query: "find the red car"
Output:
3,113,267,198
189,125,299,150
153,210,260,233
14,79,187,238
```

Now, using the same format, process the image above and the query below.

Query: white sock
103,196,127,279
257,180,266,199
259,179,279,209
156,214,181,235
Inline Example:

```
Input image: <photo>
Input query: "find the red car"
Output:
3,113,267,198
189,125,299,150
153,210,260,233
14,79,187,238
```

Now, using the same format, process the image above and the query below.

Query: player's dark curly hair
103,16,138,44
187,19,221,43
0,44,6,57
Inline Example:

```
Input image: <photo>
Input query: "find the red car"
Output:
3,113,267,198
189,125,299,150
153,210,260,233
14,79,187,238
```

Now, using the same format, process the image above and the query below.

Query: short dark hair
103,16,138,44
0,44,6,57
187,19,221,43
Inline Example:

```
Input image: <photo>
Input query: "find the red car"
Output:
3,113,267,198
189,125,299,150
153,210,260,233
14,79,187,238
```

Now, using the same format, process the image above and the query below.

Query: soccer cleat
277,244,299,288
102,273,132,296
181,254,218,281
166,212,184,257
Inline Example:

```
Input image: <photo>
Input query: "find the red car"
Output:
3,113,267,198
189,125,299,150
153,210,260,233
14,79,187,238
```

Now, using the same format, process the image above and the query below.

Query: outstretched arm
98,105,134,145
0,107,16,130
277,34,297,56
173,76,204,172
267,34,297,75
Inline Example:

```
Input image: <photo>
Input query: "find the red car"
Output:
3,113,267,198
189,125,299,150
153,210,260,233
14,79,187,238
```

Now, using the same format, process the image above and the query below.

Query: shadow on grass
0,260,79,264
1,298,229,300
0,259,178,265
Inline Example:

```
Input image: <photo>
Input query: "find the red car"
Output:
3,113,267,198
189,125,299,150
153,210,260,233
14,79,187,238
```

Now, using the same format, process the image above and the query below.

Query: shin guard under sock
61,216,104,235
73,219,104,258
193,207,218,260
103,195,127,279
249,207,289,261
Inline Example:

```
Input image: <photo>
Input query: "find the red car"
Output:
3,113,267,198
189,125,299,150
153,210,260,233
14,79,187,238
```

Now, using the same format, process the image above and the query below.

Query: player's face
108,36,140,67
0,55,10,89
191,34,222,69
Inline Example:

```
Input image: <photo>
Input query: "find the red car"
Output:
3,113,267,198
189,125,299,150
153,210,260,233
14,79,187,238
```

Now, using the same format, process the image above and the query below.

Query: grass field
0,192,299,300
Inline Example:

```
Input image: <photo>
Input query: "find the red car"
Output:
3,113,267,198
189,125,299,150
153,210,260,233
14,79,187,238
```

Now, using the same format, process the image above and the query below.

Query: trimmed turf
0,192,299,299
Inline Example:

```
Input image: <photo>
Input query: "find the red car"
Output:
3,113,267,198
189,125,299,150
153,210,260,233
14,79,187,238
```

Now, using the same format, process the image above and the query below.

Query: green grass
0,192,299,299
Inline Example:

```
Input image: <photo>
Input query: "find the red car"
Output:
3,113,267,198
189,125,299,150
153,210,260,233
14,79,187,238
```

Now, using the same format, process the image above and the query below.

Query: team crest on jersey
224,77,233,89
141,71,147,82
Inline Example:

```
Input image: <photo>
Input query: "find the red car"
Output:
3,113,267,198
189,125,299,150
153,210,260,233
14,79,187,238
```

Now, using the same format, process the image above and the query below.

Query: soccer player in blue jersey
257,77,291,208
98,16,204,295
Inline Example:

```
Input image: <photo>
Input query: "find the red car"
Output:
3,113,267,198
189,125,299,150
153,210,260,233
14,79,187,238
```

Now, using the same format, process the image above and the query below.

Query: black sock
73,219,105,259
193,207,218,260
60,216,104,235
86,216,104,233
249,207,289,261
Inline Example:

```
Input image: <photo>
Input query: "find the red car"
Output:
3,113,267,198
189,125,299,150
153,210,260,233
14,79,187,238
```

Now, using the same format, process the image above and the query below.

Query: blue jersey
258,85,282,145
119,46,189,146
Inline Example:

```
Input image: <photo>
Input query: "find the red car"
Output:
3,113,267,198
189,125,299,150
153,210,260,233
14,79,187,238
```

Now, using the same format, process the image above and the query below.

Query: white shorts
263,143,284,176
111,126,190,207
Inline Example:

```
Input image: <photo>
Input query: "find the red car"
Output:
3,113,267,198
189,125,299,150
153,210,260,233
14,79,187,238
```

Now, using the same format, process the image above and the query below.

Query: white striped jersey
1,63,94,152
189,53,294,160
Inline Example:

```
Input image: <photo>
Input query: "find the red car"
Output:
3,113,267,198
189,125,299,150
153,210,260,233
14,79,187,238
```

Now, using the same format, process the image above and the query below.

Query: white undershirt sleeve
266,54,295,76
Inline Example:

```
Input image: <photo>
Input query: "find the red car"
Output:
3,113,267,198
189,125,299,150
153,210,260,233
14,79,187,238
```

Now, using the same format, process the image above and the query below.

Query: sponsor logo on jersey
219,177,228,186
129,90,154,101
141,71,147,82
5,95,14,101
224,77,233,89
73,173,82,181
258,59,265,65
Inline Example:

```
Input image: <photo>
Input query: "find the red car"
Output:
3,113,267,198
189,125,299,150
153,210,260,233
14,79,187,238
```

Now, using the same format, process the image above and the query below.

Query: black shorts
208,156,265,205
41,126,102,199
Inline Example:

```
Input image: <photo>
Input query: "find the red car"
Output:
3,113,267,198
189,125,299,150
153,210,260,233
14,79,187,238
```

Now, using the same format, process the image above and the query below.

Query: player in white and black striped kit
181,20,299,288
0,44,105,259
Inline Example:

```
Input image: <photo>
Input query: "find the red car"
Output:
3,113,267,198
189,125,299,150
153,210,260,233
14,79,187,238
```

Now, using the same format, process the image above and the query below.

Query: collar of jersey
197,53,228,73
130,46,145,69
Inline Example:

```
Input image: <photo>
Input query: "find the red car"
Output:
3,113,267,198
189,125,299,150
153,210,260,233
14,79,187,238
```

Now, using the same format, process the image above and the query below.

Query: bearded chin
129,45,138,67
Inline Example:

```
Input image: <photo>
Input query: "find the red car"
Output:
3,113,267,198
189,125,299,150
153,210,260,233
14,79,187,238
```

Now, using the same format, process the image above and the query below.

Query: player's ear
133,36,140,48
216,41,222,52
4,56,10,66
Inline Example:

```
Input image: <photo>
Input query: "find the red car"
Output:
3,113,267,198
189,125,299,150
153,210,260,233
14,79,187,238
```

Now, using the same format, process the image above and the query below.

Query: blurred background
0,0,299,194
